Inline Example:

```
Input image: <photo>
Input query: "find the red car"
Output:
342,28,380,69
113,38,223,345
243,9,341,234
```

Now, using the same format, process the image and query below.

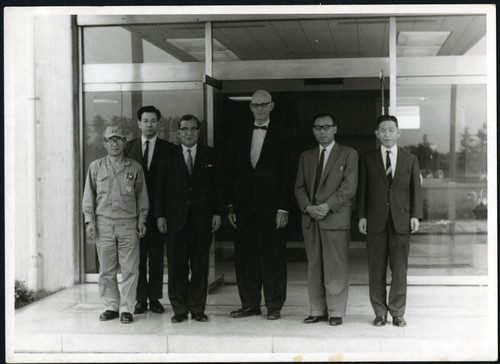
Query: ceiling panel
123,15,486,62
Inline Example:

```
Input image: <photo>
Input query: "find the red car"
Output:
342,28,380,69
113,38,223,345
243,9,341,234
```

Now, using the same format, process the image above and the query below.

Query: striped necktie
142,140,149,174
386,150,393,185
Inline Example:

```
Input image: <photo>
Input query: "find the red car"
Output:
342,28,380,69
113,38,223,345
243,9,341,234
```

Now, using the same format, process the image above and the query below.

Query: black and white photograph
4,3,497,362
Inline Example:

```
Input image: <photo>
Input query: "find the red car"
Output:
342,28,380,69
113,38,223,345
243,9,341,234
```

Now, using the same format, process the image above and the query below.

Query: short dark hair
312,113,336,126
137,105,161,121
178,114,201,128
376,114,398,128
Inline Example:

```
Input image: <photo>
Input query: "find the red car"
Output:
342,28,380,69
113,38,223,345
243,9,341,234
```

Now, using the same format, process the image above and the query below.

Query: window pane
83,88,204,273
396,83,487,277
396,15,486,57
213,17,390,61
83,23,205,64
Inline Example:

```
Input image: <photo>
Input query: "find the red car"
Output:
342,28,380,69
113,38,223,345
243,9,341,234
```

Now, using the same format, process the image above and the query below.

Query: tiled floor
10,280,497,362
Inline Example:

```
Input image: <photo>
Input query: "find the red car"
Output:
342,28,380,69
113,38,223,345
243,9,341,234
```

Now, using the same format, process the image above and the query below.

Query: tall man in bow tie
357,115,423,327
125,105,174,315
295,113,358,326
226,90,295,320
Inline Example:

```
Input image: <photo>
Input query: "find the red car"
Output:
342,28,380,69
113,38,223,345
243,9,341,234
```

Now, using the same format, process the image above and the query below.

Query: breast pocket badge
125,172,134,192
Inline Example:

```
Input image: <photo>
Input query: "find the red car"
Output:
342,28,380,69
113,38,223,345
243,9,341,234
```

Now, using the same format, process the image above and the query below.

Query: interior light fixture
167,38,240,61
228,96,252,101
397,31,450,57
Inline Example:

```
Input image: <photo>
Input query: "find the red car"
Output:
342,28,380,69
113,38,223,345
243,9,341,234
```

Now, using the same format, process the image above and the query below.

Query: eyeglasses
105,137,124,144
250,102,271,108
179,127,199,134
313,125,335,132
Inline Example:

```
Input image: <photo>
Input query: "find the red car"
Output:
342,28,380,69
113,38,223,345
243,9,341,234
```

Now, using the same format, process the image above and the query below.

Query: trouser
95,217,140,314
234,216,287,311
166,212,212,315
136,223,165,302
303,222,349,317
366,213,410,317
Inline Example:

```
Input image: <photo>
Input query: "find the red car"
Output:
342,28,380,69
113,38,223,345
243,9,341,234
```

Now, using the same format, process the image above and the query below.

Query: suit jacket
155,144,224,233
356,147,423,234
225,120,295,220
295,143,358,230
125,137,174,222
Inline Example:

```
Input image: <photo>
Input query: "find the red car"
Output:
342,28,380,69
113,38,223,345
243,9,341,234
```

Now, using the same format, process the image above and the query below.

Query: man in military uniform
82,125,149,324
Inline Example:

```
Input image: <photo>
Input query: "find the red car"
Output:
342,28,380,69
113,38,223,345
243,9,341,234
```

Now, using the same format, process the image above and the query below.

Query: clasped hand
305,203,329,220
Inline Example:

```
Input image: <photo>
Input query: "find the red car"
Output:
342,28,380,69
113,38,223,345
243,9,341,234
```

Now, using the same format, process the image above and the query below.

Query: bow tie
254,125,267,130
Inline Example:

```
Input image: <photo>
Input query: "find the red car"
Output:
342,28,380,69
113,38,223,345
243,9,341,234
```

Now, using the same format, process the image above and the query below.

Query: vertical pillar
389,17,397,115
205,22,214,147
131,32,144,121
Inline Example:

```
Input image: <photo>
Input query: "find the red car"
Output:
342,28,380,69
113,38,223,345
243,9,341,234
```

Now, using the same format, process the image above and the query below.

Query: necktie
312,148,326,204
254,125,267,130
186,149,193,175
142,140,149,173
386,150,393,185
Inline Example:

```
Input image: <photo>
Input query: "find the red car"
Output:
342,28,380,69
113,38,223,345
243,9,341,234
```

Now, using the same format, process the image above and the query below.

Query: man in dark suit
226,90,294,320
295,113,358,326
124,105,174,314
156,114,223,323
357,114,423,327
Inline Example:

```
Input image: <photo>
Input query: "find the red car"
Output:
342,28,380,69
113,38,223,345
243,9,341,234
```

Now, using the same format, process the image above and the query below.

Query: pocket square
204,164,214,168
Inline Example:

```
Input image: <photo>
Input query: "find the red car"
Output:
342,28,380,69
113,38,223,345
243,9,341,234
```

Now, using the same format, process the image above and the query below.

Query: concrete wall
6,12,80,291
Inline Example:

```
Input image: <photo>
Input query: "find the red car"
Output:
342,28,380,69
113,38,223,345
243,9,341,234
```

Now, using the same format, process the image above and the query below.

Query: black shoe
171,313,188,323
149,299,165,313
392,316,407,327
120,312,134,324
329,317,343,326
192,312,208,322
134,301,148,314
373,315,387,326
230,307,262,318
303,315,328,324
99,310,119,321
267,310,281,320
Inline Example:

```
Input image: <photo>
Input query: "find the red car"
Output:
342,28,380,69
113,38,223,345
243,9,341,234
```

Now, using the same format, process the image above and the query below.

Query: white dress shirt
381,144,398,178
318,141,336,172
182,143,197,167
250,119,270,168
141,135,157,169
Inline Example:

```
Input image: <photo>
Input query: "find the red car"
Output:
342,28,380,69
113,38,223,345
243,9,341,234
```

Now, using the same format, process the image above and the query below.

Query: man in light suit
156,114,223,323
125,105,174,314
357,115,423,327
226,90,294,320
295,113,358,326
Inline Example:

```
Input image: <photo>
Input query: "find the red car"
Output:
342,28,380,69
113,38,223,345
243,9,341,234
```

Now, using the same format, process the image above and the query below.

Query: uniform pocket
96,172,109,195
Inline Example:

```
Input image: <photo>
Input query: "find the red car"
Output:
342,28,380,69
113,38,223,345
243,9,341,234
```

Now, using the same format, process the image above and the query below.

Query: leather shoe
373,315,387,326
149,299,165,313
267,310,281,320
171,313,188,323
120,312,133,324
392,316,407,327
192,312,208,322
329,317,343,326
134,301,147,314
303,315,328,324
99,310,119,321
230,307,261,318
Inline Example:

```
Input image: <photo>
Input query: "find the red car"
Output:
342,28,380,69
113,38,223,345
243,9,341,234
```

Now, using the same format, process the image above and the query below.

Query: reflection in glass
83,89,204,273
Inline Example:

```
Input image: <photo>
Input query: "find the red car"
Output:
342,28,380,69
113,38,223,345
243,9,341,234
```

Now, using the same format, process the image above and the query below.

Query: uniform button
187,201,191,205
188,188,193,191
386,203,389,206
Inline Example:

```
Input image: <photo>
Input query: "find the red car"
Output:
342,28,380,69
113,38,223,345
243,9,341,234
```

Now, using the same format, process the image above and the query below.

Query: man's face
375,120,400,148
104,136,126,157
138,112,159,139
312,116,337,147
177,118,200,148
250,91,274,124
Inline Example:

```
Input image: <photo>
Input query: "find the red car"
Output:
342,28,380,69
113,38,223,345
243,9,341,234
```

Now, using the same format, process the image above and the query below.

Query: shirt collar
182,143,197,153
381,144,398,154
319,141,335,154
254,120,270,127
141,135,157,147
